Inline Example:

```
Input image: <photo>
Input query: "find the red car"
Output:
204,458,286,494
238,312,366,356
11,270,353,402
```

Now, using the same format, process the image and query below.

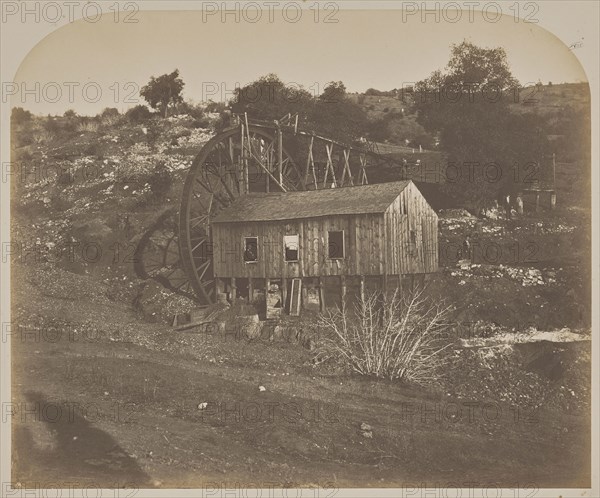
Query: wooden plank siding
384,182,438,275
211,182,438,279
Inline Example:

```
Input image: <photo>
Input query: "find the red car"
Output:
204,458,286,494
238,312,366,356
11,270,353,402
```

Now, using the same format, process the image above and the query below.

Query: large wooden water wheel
178,124,302,304
136,115,406,304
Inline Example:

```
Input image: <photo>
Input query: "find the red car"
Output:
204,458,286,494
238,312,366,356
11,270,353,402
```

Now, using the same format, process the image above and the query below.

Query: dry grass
314,288,452,385
76,121,100,133
32,129,55,145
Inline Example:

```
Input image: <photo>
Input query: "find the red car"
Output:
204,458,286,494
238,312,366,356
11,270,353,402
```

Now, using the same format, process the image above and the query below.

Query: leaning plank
174,320,214,332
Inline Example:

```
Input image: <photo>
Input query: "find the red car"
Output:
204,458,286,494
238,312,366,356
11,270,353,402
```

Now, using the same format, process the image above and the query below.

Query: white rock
258,385,266,392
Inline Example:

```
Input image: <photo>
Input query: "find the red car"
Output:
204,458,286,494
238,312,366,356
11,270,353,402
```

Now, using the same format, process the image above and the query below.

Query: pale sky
12,6,590,115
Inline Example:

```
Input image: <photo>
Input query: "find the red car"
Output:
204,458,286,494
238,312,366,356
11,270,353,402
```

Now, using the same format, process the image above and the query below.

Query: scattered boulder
234,314,262,340
273,325,283,338
360,423,373,438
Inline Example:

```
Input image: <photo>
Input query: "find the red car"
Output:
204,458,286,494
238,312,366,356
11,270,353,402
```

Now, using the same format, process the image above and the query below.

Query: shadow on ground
13,391,151,488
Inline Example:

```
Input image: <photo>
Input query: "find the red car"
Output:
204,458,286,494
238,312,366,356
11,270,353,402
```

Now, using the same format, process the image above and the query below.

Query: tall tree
415,42,547,209
140,70,185,118
313,81,367,141
230,73,314,123
230,74,367,143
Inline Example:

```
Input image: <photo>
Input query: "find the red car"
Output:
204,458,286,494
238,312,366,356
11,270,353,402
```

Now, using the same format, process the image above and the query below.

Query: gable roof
211,180,412,223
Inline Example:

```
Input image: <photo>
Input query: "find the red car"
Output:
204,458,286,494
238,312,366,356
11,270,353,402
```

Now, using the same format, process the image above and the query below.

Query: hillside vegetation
9,79,591,488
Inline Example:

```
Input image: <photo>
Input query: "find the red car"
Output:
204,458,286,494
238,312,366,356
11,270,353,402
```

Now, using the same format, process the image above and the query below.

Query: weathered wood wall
385,181,438,275
211,184,438,279
212,215,374,279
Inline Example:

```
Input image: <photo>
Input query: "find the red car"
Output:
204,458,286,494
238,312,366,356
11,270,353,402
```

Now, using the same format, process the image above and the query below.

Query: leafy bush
99,107,122,128
177,101,205,120
101,107,120,118
126,105,152,124
61,110,80,132
144,122,161,149
44,116,61,134
11,107,33,124
140,69,185,117
190,117,211,129
314,289,451,385
147,162,172,201
205,101,226,113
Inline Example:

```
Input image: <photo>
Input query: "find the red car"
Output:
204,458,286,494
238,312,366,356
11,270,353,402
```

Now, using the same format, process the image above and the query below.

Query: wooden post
240,127,249,194
550,192,557,210
304,135,315,188
535,192,540,213
324,143,338,188
340,149,353,186
230,277,237,301
265,278,270,317
301,279,307,310
359,154,368,185
248,277,254,303
277,126,283,187
340,275,347,307
299,220,305,278
215,278,225,303
282,278,288,312
318,277,325,312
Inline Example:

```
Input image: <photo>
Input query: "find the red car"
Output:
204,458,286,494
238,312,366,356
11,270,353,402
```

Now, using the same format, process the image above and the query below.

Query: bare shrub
314,288,452,385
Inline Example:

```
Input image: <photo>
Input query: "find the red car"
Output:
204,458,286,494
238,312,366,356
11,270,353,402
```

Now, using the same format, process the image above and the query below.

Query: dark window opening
328,230,345,259
284,234,299,262
244,237,258,263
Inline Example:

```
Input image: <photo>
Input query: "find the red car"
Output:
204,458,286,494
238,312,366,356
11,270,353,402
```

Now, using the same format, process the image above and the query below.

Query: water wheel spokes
179,126,300,304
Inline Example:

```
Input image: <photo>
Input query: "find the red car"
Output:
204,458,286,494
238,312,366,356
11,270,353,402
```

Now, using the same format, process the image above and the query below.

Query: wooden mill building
211,180,438,315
